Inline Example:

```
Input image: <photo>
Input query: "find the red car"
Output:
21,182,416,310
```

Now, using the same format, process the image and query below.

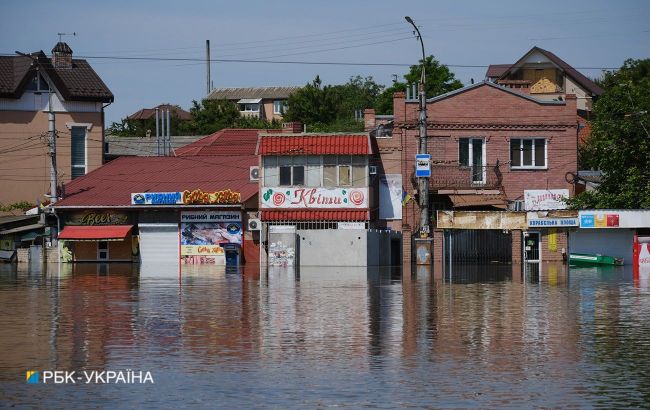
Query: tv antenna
57,32,76,42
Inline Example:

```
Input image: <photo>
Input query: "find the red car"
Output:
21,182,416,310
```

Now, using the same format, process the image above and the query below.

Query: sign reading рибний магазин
524,189,569,210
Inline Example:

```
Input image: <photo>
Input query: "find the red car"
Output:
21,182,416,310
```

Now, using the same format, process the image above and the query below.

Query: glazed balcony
429,164,502,191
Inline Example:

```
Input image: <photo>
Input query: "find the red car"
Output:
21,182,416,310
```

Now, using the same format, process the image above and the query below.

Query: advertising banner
524,189,569,210
579,210,650,228
180,211,242,264
261,187,368,209
379,174,402,220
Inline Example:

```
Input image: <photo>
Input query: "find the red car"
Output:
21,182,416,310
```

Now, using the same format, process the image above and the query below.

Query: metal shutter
138,223,179,269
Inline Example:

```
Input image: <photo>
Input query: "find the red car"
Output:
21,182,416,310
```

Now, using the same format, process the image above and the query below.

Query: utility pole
48,82,58,203
405,16,429,238
206,40,211,96
16,51,58,203
155,107,160,156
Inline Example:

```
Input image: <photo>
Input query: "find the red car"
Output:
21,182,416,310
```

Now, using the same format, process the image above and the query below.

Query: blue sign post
415,154,431,178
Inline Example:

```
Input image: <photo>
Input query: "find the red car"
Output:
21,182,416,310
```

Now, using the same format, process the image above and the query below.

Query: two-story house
206,87,300,121
257,126,398,267
486,46,603,115
0,42,113,205
372,79,579,273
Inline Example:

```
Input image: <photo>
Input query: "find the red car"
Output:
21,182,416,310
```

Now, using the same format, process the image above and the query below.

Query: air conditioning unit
250,166,260,181
369,165,377,175
247,218,261,231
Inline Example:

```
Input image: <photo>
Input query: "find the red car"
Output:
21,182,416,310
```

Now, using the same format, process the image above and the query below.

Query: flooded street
1,263,650,408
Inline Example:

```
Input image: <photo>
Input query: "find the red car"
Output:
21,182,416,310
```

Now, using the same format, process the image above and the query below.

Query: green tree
179,98,280,135
569,58,650,209
284,75,383,129
375,55,463,114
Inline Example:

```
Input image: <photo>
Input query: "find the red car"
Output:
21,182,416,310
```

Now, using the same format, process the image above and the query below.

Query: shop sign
180,211,242,265
527,214,578,227
180,211,241,223
131,192,183,205
182,189,241,205
579,210,650,228
415,154,431,178
131,189,241,206
338,222,365,230
68,211,128,226
524,189,569,210
261,187,368,209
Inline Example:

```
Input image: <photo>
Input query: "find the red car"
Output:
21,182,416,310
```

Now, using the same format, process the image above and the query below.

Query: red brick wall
392,84,578,233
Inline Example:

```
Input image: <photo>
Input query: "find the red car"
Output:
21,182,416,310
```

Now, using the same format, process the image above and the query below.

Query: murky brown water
1,262,649,408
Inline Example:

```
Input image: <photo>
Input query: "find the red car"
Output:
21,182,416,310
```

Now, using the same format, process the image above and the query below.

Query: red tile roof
58,225,133,240
261,209,369,221
175,128,261,156
54,155,258,207
127,104,191,121
257,134,372,155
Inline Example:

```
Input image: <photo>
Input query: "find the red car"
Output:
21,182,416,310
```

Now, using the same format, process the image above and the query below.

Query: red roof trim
261,209,369,221
58,225,133,240
257,135,372,155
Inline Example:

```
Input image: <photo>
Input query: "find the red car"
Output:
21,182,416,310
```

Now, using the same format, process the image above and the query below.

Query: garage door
443,229,512,283
138,223,179,267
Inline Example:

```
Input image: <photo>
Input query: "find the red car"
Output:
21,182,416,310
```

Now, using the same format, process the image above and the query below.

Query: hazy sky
2,0,649,125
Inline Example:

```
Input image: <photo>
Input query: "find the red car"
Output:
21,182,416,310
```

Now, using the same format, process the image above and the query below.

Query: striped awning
261,210,368,221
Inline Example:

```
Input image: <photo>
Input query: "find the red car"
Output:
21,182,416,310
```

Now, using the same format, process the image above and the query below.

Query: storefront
569,210,650,265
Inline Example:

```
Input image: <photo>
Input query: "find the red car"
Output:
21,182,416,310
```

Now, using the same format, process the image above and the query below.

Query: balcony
429,164,502,191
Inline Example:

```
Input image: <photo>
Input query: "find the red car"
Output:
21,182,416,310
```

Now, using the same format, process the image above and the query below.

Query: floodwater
1,262,649,408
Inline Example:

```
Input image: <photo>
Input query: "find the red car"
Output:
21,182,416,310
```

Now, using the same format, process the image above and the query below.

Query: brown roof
496,47,604,96
485,64,511,78
176,128,261,156
54,155,258,207
0,49,113,102
257,134,372,155
207,86,301,100
127,104,191,121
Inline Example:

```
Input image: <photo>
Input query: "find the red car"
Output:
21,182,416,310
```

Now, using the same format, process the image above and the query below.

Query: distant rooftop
127,104,191,121
207,86,301,100
105,135,205,158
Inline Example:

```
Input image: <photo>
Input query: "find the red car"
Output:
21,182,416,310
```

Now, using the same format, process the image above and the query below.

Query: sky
2,0,649,126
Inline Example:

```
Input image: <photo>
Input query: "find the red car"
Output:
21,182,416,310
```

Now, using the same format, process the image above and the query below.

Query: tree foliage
569,58,650,209
375,55,463,114
108,99,280,137
284,75,383,129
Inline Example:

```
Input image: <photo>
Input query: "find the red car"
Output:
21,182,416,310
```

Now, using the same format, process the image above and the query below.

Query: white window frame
273,100,287,115
264,155,368,188
239,103,260,112
510,138,548,170
458,137,487,184
67,123,92,179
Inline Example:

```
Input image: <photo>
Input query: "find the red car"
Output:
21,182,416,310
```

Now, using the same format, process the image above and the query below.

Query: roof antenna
57,32,76,42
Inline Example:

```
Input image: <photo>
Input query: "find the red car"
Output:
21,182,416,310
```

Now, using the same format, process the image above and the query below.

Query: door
523,231,541,263
97,241,109,261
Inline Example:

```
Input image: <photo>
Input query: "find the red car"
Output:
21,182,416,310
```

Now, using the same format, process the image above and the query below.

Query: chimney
51,42,73,69
363,109,375,131
282,121,303,134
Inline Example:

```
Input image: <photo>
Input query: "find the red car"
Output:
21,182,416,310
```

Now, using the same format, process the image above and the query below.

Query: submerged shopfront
51,156,260,269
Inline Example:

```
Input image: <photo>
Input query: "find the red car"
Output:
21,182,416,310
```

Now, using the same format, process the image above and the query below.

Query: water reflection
0,262,649,407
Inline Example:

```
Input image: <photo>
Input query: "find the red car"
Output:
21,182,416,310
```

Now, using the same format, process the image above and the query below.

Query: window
263,156,279,186
25,73,49,92
323,156,337,187
239,103,259,112
305,156,321,187
510,138,547,169
278,156,305,186
273,100,287,115
352,156,367,187
458,138,485,183
71,126,86,179
338,156,351,186
98,241,108,260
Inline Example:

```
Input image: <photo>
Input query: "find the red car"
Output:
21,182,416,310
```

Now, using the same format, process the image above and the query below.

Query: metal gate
444,229,512,283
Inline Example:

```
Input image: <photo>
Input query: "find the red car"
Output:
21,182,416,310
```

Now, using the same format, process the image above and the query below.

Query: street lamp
404,16,430,238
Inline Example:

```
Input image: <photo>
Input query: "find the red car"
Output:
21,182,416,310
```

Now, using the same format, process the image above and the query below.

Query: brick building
367,80,579,275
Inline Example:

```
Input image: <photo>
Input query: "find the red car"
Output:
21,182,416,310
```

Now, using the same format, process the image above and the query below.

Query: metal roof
207,86,301,100
54,155,259,207
261,210,369,221
175,129,261,156
257,134,372,155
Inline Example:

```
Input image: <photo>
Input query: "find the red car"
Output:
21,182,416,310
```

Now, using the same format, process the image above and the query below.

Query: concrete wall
297,229,367,267
569,229,635,265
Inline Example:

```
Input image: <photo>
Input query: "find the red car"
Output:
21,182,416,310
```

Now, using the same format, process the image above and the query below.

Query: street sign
415,154,431,177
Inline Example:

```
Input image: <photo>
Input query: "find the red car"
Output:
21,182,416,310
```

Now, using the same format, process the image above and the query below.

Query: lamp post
405,16,429,238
